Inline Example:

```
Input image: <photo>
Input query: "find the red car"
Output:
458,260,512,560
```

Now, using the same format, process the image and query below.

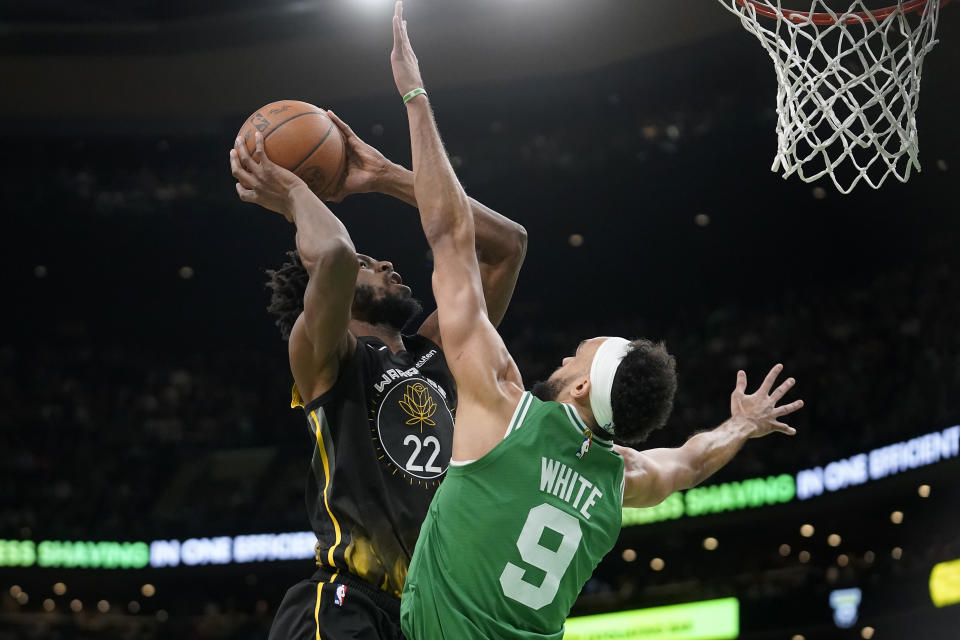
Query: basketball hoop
718,0,947,193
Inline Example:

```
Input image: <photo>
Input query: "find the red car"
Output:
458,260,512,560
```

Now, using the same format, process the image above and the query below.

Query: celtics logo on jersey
371,376,454,487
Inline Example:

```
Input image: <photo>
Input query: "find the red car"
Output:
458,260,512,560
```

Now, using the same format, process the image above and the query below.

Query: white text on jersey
540,457,603,519
373,368,448,400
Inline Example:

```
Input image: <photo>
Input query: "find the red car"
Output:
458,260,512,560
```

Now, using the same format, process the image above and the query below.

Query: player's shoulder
511,397,619,457
503,393,567,436
405,332,444,357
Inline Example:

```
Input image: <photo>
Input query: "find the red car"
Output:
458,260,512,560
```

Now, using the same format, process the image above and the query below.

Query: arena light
918,484,931,498
829,588,862,628
345,0,396,11
564,597,739,640
929,558,960,607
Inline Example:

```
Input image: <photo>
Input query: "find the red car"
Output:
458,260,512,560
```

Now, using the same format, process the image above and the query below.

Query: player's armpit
616,446,700,508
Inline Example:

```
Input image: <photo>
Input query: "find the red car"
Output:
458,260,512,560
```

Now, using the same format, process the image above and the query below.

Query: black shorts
268,567,405,640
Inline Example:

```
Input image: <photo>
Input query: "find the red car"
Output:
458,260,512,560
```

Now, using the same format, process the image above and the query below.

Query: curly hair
610,339,678,445
265,250,308,341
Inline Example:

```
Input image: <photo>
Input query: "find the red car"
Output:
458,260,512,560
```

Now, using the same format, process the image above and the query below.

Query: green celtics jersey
401,391,625,640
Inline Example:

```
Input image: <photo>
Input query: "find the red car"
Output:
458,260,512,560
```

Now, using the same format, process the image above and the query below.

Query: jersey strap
504,392,534,438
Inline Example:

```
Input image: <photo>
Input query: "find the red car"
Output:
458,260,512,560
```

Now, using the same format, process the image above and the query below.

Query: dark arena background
2,1,959,639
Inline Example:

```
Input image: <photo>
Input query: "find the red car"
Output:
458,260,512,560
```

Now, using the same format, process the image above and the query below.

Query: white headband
588,337,631,434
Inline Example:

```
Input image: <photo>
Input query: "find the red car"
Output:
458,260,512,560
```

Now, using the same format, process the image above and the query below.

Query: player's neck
564,396,599,432
351,319,405,353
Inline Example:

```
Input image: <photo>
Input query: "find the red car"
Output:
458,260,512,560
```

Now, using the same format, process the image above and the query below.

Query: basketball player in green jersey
388,3,805,638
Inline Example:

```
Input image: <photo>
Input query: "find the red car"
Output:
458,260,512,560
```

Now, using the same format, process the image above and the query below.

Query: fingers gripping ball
236,100,346,199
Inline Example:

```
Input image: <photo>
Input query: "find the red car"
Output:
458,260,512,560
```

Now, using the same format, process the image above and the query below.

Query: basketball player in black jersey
229,111,526,639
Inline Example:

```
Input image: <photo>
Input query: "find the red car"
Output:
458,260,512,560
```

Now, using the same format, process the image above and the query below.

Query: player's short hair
265,250,308,341
610,339,678,445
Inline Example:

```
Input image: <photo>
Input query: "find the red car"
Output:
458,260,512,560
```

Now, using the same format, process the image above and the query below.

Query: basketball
236,100,347,199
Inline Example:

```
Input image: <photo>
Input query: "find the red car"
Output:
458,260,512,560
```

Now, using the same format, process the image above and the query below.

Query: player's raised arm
391,1,523,455
231,133,358,399
618,364,804,508
323,110,527,337
415,194,526,337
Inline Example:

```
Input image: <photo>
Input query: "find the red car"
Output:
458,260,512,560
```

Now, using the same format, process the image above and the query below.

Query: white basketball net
718,0,944,193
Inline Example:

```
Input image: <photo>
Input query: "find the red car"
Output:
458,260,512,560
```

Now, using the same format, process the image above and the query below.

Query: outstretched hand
323,110,391,203
229,132,307,222
730,364,804,437
391,1,424,98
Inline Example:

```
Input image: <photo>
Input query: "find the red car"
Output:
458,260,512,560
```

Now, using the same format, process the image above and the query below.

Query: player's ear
570,377,591,401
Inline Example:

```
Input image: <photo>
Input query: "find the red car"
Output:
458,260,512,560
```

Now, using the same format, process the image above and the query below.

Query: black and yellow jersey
292,334,456,597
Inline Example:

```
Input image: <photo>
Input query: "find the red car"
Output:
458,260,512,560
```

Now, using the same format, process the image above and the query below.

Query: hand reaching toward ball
230,132,308,222
323,110,392,203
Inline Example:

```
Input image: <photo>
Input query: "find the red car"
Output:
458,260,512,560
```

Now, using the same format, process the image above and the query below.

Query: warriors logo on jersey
370,371,454,489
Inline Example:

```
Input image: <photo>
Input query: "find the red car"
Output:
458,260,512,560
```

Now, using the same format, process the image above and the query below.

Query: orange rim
735,0,946,25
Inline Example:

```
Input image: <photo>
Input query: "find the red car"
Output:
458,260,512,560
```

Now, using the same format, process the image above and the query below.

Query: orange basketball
237,100,347,199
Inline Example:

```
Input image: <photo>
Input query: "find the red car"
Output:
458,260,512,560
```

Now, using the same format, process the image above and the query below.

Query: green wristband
403,88,427,104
